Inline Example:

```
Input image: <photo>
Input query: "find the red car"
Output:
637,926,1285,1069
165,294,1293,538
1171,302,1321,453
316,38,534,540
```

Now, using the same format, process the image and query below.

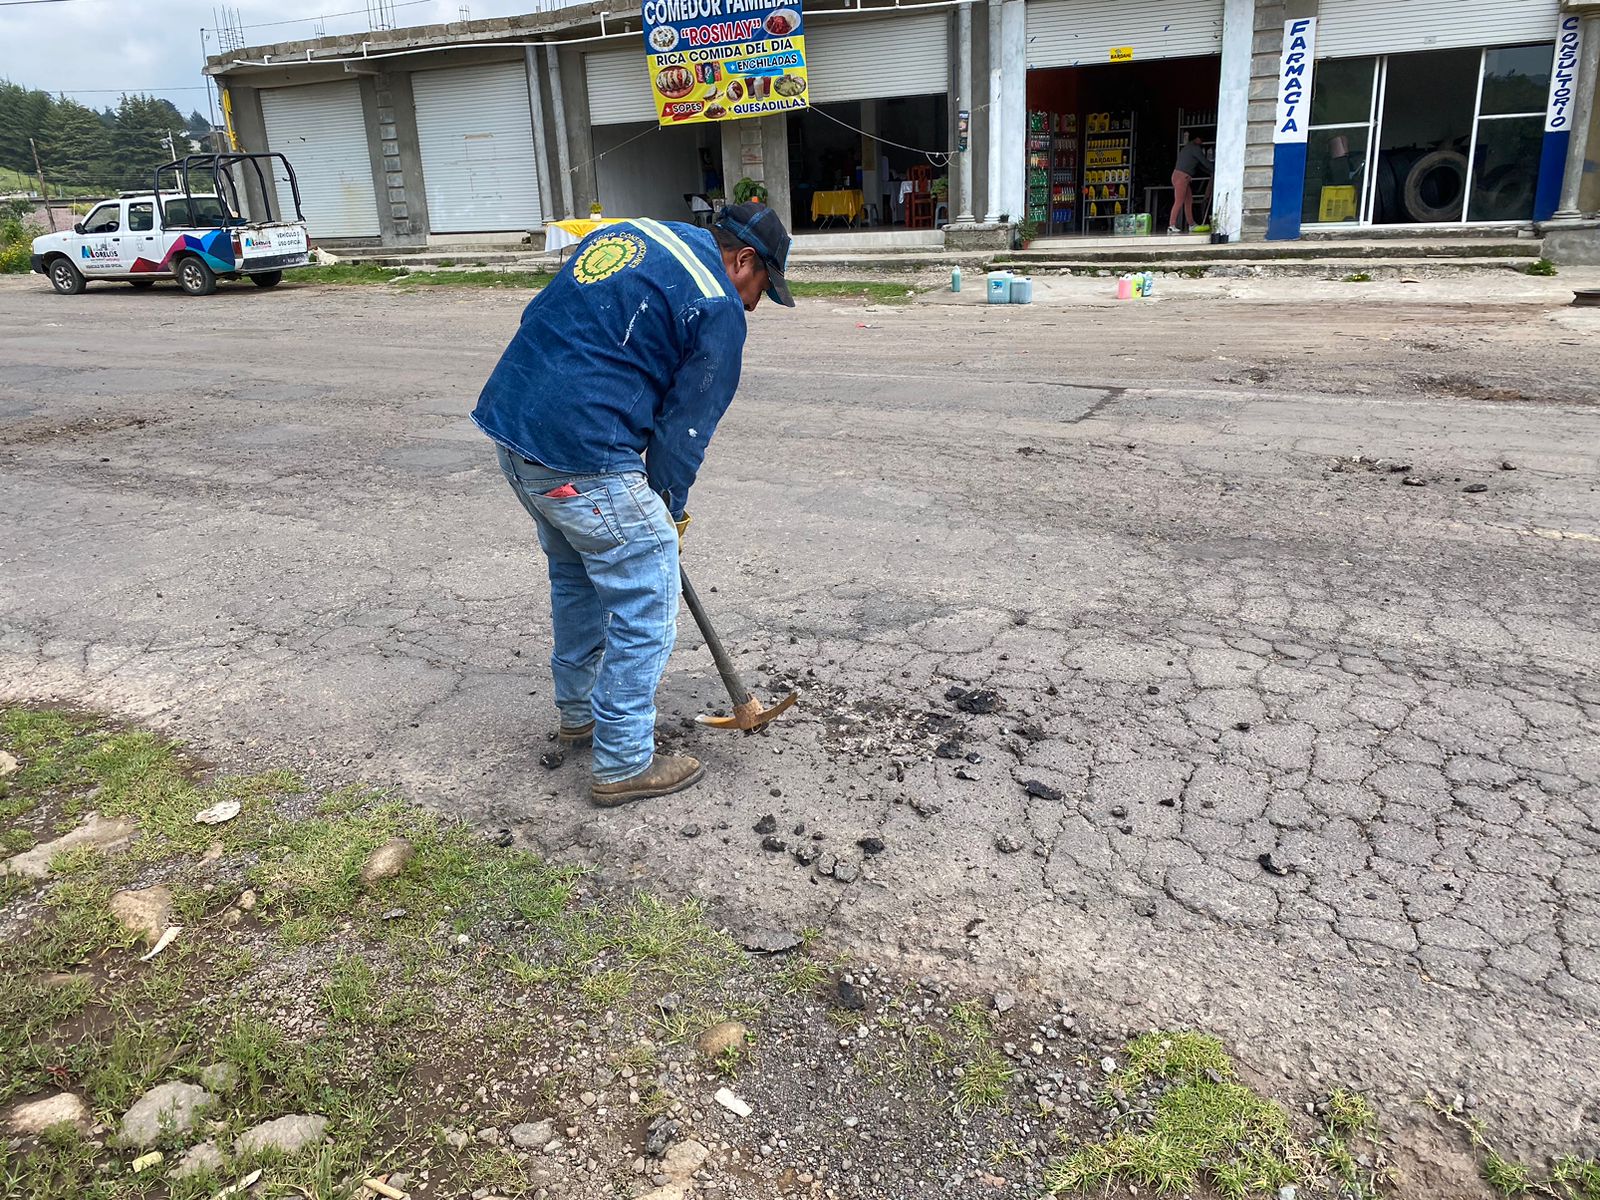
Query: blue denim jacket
472,219,747,517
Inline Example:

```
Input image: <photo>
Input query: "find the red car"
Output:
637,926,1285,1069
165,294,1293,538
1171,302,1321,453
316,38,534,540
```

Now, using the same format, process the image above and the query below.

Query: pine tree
110,94,177,189
39,98,112,189
0,81,52,176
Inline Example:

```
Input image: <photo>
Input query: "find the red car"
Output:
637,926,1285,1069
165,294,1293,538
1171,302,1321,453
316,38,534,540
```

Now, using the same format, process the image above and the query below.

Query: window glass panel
127,203,154,232
1481,43,1552,116
83,205,119,234
1374,48,1478,223
1303,126,1370,223
1310,57,1375,126
1468,116,1542,221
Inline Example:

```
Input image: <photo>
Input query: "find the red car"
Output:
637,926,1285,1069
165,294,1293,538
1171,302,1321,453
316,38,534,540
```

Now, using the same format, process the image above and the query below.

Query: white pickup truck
30,152,311,297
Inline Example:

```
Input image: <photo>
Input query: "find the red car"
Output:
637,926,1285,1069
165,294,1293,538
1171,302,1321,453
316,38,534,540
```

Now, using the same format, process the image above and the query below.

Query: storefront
410,61,544,233
259,80,381,240
583,44,722,222
1023,0,1224,236
1292,0,1564,230
786,10,951,230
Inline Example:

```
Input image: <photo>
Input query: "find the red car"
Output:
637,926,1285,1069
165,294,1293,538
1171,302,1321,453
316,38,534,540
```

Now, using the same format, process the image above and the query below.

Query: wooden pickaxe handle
679,566,754,709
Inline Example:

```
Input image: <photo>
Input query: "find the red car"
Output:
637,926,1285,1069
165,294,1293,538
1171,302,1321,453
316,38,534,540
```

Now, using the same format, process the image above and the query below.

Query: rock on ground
7,1092,91,1135
508,1119,554,1149
660,1139,709,1181
199,1063,238,1094
117,1082,212,1148
235,1113,328,1157
2,812,136,880
0,750,17,775
361,837,415,886
170,1141,227,1180
110,885,174,945
696,1021,747,1059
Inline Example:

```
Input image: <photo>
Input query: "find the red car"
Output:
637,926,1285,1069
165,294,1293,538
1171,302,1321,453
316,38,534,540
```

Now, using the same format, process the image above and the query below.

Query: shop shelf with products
1025,110,1053,230
1050,111,1078,233
1081,111,1136,231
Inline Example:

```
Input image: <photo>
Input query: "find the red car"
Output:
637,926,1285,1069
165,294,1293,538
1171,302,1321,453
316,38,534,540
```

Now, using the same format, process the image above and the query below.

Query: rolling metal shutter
260,80,380,238
1315,0,1560,59
412,62,543,232
586,45,657,126
807,11,950,104
1026,0,1223,69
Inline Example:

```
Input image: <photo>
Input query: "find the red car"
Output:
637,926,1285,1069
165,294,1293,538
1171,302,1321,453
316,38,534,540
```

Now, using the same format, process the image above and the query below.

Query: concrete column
985,0,1002,221
1211,0,1254,239
722,116,791,228
762,115,792,230
957,2,975,222
224,84,270,220
997,0,1026,224
1555,14,1600,218
524,48,555,227
356,75,397,245
372,70,427,243
861,99,880,223
546,44,577,219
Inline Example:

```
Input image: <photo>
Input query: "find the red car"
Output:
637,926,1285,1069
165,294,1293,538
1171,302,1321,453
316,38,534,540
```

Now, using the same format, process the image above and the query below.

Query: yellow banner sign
644,0,811,127
1110,46,1134,63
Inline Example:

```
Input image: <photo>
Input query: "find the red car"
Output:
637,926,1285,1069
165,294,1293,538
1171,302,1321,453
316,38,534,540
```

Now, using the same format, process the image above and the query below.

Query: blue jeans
495,445,680,783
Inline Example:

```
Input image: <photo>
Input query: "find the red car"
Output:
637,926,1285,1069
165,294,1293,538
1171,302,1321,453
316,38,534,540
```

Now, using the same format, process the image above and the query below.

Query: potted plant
931,177,949,201
589,201,604,219
733,177,768,205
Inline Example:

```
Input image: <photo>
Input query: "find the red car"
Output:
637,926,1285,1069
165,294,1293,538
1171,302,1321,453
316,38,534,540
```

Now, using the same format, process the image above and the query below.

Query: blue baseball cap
713,201,794,307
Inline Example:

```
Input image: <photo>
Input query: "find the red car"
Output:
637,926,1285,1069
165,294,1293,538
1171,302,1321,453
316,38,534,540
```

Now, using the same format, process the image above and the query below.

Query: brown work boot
557,720,595,748
590,754,704,807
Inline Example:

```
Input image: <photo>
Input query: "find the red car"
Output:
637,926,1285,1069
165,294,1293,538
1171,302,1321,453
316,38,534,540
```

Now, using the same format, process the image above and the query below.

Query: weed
1344,272,1373,283
400,269,554,289
1483,1149,1532,1194
1326,1086,1377,1133
714,1043,743,1080
1179,265,1208,279
322,954,377,1025
578,966,635,1011
772,957,828,997
1526,257,1558,276
955,1043,1014,1114
1046,1031,1300,1199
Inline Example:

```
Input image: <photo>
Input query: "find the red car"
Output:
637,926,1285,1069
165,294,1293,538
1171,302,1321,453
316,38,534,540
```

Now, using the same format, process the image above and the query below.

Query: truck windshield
164,196,227,227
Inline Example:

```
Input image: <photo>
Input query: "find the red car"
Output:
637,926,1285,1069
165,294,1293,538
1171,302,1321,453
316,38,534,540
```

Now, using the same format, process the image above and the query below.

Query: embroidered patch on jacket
572,233,647,285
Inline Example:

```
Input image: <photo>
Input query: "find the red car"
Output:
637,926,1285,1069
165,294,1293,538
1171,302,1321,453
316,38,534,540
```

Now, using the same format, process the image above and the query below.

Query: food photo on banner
643,0,810,127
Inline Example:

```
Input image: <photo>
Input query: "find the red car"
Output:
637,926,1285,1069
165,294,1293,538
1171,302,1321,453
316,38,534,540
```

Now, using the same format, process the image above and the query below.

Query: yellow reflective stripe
631,218,725,300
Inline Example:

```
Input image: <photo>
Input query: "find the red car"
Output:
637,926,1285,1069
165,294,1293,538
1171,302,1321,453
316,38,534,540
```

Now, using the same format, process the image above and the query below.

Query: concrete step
1001,238,1533,265
990,257,1542,278
335,251,544,269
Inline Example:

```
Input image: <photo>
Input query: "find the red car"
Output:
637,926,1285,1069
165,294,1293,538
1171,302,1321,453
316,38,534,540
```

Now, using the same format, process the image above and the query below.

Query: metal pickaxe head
680,565,799,734
695,691,799,732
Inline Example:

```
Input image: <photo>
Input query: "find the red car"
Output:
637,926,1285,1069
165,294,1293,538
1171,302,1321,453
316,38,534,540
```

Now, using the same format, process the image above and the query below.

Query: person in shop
1170,133,1212,235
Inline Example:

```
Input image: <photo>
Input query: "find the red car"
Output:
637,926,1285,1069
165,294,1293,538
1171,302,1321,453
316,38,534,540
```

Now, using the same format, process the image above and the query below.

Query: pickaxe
680,566,797,732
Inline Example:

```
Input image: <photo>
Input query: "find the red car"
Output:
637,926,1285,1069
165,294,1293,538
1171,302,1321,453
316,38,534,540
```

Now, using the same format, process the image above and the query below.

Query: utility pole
29,137,56,232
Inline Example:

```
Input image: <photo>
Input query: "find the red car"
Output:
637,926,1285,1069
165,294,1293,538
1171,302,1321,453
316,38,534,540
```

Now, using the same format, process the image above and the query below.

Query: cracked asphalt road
2,271,1598,1165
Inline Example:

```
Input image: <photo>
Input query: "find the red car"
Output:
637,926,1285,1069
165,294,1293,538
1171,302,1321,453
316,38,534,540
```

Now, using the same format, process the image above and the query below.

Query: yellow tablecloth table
811,189,865,224
544,217,628,255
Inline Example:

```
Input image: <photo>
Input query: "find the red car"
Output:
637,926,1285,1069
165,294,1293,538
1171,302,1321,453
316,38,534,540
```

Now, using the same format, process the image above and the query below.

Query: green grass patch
1343,272,1373,283
788,280,921,304
286,262,408,285
1046,1032,1301,1199
1525,257,1558,277
1428,1098,1600,1199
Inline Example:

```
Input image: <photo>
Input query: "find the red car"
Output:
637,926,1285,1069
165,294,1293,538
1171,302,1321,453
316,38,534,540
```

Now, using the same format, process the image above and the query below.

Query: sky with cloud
0,0,540,117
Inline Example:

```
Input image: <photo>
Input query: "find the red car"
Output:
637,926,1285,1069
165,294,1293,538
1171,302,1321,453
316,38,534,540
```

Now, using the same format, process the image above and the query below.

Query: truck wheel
250,270,283,289
176,255,218,296
129,279,155,289
48,257,86,295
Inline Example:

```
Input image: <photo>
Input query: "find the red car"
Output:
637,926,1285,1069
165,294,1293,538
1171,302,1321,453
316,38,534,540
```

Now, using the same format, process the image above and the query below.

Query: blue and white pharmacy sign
1266,17,1316,240
1534,15,1582,221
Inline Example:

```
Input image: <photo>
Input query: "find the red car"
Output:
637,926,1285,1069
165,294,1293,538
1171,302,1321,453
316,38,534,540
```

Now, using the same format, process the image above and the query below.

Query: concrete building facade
205,0,1600,257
